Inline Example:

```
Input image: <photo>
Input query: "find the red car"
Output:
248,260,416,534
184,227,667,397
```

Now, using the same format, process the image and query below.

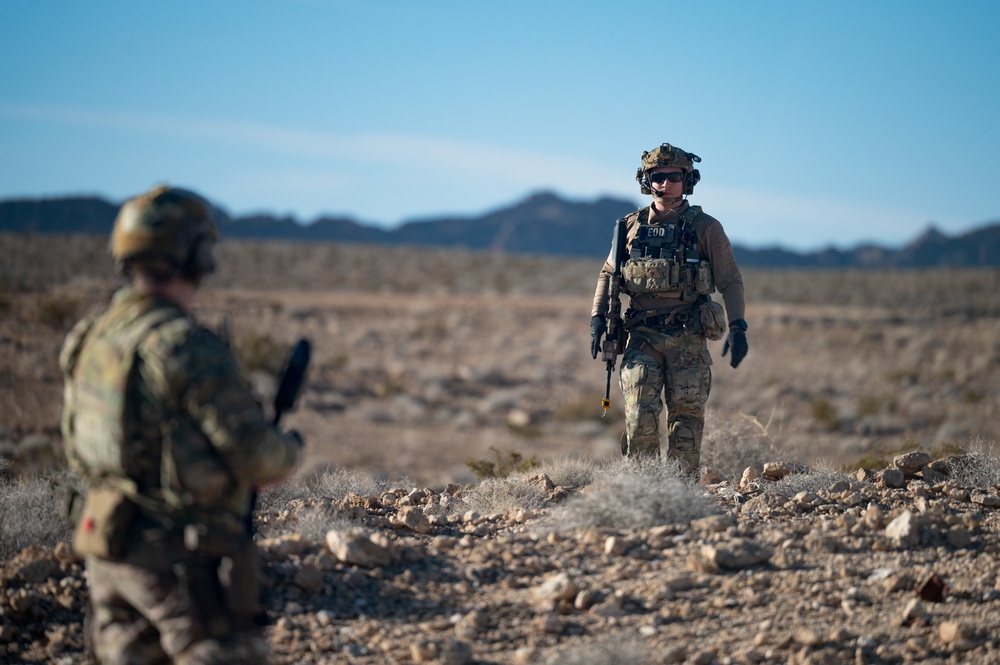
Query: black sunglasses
648,171,686,184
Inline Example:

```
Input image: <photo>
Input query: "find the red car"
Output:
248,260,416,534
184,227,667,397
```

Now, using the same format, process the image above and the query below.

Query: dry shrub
234,330,286,374
702,407,785,482
287,508,360,543
536,455,597,489
34,290,82,329
454,475,549,516
308,465,392,501
944,436,1000,489
543,457,718,531
0,470,80,561
764,461,854,499
466,446,539,479
254,477,309,515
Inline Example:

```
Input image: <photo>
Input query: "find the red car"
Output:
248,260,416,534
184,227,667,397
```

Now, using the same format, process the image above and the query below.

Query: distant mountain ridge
2,192,998,268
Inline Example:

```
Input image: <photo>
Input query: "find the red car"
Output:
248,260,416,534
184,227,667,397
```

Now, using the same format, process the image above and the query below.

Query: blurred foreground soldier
591,144,748,476
59,185,302,664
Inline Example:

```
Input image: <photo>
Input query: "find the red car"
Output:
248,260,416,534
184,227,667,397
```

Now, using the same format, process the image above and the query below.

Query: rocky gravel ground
4,451,1000,664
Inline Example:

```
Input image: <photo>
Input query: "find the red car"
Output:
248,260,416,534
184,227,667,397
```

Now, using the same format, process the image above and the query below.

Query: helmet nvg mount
110,185,219,281
635,143,702,196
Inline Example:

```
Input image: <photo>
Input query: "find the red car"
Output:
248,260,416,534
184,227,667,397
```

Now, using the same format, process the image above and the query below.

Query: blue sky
2,1,998,251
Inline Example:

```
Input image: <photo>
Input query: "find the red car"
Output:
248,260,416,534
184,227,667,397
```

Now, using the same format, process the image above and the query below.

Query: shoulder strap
677,205,703,248
679,205,702,227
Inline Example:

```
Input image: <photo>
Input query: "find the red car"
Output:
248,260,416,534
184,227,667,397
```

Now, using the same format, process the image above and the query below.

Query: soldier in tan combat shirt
60,186,302,664
591,143,748,477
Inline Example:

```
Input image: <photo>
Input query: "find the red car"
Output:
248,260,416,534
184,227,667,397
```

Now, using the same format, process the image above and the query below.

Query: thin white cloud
0,102,620,189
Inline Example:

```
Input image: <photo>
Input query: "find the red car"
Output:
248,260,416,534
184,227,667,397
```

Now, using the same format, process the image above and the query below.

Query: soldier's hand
590,315,607,359
286,429,305,449
722,329,748,368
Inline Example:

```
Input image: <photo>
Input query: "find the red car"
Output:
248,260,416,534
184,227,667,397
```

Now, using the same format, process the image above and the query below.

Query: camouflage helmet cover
636,143,702,195
110,185,218,278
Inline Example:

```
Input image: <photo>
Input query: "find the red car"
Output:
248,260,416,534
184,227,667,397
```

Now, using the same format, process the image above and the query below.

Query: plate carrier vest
621,205,715,300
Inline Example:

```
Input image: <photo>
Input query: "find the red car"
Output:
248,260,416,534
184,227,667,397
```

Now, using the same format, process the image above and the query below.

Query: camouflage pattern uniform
593,194,746,474
60,187,301,665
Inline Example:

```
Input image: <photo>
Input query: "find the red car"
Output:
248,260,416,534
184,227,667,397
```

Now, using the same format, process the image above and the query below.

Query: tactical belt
624,304,700,333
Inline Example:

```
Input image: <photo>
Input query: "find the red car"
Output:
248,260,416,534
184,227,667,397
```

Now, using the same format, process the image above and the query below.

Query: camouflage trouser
619,326,712,475
85,554,269,665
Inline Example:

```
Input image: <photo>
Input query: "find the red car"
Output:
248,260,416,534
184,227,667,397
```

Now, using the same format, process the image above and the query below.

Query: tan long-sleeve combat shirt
591,201,746,324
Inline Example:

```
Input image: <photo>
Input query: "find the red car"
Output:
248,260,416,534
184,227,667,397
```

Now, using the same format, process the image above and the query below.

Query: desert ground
2,232,998,483
2,232,1000,664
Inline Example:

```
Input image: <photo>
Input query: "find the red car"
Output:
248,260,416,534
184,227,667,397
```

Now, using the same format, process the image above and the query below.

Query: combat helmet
110,185,218,281
635,143,702,195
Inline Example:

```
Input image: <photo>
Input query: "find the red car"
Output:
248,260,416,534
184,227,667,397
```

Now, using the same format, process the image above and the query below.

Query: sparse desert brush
844,453,891,473
764,462,855,499
536,455,597,489
942,436,1000,489
840,438,955,473
0,469,81,561
702,407,784,482
544,638,651,665
466,445,539,479
453,475,550,516
858,393,896,417
282,506,361,543
542,456,718,531
809,396,840,432
234,330,286,374
34,289,82,329
258,467,388,539
254,477,309,514
308,465,392,501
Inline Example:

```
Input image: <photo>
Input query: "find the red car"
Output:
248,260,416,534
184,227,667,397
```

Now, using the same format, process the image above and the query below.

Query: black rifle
272,338,312,427
601,218,628,416
247,338,311,534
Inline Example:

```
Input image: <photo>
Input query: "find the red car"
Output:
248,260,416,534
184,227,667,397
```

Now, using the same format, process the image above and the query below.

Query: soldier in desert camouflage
60,185,302,664
591,143,748,477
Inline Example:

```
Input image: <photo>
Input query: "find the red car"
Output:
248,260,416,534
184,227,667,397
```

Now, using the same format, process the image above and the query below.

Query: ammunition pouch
621,258,714,296
622,258,682,295
698,300,728,341
71,486,137,560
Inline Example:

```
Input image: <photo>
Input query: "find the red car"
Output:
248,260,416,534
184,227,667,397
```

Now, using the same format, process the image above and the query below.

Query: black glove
722,329,748,368
286,429,305,449
590,315,606,360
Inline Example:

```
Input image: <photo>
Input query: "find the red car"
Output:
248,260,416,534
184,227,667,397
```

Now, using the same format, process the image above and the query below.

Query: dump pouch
698,300,728,341
72,486,136,560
